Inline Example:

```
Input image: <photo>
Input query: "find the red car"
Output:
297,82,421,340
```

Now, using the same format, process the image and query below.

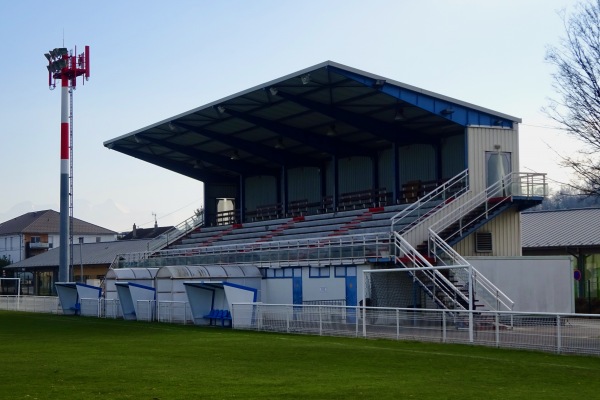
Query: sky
0,0,584,233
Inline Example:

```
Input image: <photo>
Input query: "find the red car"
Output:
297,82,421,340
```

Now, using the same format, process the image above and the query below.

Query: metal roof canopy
103,61,520,183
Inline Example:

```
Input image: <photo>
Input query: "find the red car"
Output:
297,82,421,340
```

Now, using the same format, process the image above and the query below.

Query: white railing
148,210,205,252
4,297,599,356
392,233,469,310
109,210,205,270
429,230,514,311
157,301,192,324
429,172,547,243
231,303,600,357
111,232,391,270
390,169,469,234
0,295,60,314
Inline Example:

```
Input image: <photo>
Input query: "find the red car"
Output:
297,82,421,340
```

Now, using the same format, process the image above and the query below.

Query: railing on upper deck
111,232,391,270
390,169,469,234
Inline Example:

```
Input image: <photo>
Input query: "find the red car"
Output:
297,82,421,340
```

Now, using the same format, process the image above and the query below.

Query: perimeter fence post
556,315,562,355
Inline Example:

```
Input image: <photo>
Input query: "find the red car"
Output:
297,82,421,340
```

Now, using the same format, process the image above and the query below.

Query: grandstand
100,61,568,324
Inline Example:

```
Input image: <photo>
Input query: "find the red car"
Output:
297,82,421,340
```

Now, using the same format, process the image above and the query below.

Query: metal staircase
391,171,547,312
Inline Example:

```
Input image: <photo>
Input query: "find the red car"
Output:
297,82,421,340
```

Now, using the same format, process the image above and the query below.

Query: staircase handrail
147,209,205,252
390,169,469,234
393,232,469,310
429,229,514,311
429,172,547,244
107,209,205,270
429,172,508,238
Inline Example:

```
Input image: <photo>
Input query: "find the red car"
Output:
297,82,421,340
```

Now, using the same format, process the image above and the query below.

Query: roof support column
393,142,400,204
371,154,379,191
332,155,339,211
280,166,288,216
238,175,245,223
319,164,327,208
435,140,443,182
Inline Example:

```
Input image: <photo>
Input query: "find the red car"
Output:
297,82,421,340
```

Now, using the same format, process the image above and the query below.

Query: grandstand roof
0,210,116,236
104,61,520,184
522,208,600,248
5,239,154,269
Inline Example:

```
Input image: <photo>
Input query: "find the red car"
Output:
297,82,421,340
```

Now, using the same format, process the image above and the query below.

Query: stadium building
101,61,572,322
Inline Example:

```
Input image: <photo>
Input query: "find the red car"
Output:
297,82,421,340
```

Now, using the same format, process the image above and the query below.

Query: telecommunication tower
45,46,90,283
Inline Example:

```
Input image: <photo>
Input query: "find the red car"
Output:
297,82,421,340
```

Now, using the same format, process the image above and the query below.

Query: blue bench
203,309,232,327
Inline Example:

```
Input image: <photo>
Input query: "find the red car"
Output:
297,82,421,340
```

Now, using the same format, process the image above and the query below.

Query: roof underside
104,61,520,184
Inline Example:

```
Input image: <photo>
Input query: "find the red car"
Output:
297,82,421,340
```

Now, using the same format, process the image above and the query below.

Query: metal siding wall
338,156,372,192
466,126,520,193
325,160,333,196
287,167,321,203
441,133,466,179
378,148,394,192
399,144,436,183
453,209,522,257
244,175,277,210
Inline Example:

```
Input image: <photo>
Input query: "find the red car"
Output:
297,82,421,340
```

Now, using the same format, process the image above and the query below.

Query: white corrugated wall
452,204,523,257
466,126,520,193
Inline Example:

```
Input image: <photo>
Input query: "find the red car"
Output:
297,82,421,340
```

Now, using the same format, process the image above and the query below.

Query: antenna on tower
152,212,158,229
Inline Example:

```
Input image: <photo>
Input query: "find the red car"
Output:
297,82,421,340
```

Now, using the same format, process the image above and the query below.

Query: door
486,151,512,195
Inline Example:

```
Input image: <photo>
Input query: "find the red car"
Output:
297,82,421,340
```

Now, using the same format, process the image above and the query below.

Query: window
31,236,40,243
335,266,357,277
264,267,298,279
96,237,101,243
309,266,330,278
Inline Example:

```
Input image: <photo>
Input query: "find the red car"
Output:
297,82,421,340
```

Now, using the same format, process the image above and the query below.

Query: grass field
1,311,599,400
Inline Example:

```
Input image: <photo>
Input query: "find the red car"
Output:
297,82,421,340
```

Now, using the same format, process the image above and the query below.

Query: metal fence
231,303,600,357
4,296,600,357
0,295,60,314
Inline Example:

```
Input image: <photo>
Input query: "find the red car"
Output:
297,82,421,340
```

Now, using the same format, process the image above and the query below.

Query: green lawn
1,311,599,400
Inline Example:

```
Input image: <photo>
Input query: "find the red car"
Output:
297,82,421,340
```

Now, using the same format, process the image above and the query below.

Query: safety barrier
231,303,600,357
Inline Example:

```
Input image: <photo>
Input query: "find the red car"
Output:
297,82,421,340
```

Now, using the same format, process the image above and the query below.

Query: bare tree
545,0,600,196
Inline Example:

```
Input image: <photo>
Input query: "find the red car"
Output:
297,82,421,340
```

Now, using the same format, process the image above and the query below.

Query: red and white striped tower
45,46,90,283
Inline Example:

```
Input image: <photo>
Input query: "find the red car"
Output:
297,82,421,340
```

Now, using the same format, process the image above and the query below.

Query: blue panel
292,277,302,305
327,65,515,128
345,276,357,306
345,276,357,323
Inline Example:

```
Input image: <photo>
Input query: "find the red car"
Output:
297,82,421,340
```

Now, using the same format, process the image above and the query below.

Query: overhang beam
170,121,321,168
